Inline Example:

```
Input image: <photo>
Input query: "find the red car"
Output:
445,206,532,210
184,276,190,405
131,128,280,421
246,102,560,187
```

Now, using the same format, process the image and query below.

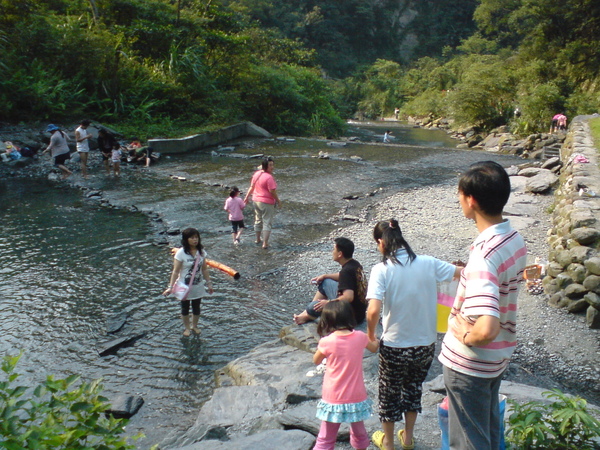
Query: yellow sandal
398,429,415,450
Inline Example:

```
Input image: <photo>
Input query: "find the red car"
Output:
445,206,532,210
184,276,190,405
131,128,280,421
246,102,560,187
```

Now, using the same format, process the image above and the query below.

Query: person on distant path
243,157,281,249
75,119,93,178
97,128,118,175
550,113,561,133
557,113,567,132
383,131,392,143
293,237,367,325
162,228,214,336
394,108,400,120
224,186,246,245
312,300,379,450
367,220,461,450
42,124,72,179
439,161,527,449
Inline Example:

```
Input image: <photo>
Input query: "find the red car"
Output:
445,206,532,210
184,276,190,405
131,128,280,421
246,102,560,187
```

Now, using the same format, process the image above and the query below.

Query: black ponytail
373,219,417,265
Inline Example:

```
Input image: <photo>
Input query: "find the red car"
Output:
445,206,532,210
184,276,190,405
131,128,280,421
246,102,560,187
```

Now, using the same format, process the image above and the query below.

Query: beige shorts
253,202,276,232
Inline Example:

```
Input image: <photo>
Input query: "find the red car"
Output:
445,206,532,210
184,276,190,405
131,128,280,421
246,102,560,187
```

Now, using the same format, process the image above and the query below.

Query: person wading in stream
243,157,281,249
163,228,214,336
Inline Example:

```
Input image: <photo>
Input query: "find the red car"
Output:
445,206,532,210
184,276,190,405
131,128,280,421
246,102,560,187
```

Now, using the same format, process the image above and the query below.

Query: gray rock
555,250,573,268
583,275,600,293
555,272,574,288
174,429,316,450
585,257,600,275
518,167,543,177
569,245,595,263
587,306,600,329
509,176,528,192
564,283,586,299
106,312,128,333
571,227,600,245
541,157,562,170
567,298,589,313
549,292,569,308
106,395,144,419
571,210,596,229
585,292,600,311
525,171,559,193
546,262,564,278
566,263,586,284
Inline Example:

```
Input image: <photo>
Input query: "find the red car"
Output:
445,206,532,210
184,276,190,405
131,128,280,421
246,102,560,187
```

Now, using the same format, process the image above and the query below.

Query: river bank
163,170,600,449
3,122,599,449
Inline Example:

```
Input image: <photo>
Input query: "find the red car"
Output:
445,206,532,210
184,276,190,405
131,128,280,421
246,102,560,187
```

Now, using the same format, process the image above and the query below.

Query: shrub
0,352,140,449
506,389,600,449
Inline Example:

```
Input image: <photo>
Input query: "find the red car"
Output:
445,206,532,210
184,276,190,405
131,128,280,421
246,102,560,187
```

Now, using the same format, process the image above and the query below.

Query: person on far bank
224,186,246,245
243,157,281,249
367,220,462,450
97,128,118,175
75,119,93,178
42,124,72,180
162,228,214,336
438,161,527,449
312,300,379,450
293,237,367,325
111,142,122,177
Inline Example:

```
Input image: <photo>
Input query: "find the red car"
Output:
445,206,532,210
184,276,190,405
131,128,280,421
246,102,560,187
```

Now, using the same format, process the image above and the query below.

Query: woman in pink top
313,301,379,450
224,186,246,245
243,157,281,249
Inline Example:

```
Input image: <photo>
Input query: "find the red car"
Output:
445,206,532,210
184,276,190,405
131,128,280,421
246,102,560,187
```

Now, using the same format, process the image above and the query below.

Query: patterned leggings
378,342,435,423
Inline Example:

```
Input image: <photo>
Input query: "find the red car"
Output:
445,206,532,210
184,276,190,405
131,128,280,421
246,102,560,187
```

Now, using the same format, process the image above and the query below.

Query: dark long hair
373,219,416,265
317,300,356,337
181,228,203,255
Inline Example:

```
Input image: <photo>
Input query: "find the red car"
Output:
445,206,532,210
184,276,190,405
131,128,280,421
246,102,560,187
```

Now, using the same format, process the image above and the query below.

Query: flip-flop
398,429,415,450
371,430,386,450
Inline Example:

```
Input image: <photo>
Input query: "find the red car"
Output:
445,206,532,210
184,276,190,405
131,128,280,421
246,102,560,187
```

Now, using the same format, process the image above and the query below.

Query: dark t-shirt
338,259,367,323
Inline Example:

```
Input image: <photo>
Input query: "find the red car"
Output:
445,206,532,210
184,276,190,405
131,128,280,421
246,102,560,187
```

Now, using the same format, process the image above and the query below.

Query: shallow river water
0,122,523,447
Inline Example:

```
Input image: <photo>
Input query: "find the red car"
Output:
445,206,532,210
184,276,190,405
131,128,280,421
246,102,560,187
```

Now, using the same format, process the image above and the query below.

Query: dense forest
1,0,599,137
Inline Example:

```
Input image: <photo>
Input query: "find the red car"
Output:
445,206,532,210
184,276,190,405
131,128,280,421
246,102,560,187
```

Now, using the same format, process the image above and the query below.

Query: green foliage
0,352,139,449
506,389,600,449
590,118,600,150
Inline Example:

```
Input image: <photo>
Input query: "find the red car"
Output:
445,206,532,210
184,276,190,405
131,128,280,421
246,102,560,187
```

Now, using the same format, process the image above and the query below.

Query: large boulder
525,170,559,193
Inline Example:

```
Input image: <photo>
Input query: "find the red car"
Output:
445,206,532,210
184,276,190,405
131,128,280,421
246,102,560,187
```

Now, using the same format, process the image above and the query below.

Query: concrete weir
148,121,271,154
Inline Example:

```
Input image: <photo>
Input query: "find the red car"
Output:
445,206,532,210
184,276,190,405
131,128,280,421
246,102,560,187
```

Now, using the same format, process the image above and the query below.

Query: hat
46,124,59,132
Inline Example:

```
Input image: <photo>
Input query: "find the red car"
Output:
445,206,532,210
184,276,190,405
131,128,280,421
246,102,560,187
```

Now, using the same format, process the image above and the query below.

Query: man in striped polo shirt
439,161,527,449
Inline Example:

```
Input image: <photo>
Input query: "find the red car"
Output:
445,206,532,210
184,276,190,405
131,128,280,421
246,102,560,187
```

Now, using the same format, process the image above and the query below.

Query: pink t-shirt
317,330,369,404
250,170,277,204
224,196,246,221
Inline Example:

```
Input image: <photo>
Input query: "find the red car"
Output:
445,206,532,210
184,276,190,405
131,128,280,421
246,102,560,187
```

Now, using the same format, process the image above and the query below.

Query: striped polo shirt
439,220,527,378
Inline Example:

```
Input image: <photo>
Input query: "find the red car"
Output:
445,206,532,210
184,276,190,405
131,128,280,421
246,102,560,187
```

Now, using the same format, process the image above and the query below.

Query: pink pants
313,420,369,450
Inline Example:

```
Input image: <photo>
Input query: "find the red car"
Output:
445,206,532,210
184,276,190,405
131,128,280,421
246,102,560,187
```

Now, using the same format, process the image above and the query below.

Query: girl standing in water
313,300,379,450
163,228,214,336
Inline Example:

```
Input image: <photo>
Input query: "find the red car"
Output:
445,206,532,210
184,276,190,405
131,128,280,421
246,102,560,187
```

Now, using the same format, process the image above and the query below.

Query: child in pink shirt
224,186,246,244
313,301,379,450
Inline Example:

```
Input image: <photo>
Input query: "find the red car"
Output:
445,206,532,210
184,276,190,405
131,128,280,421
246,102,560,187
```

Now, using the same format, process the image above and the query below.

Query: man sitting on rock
293,237,367,325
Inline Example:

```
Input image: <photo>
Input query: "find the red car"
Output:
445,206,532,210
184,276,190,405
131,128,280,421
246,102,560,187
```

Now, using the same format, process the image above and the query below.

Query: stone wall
148,121,271,154
543,115,600,328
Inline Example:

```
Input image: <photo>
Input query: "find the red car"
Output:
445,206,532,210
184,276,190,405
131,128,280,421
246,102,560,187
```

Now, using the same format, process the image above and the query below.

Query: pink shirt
224,196,246,221
250,170,277,204
317,330,369,404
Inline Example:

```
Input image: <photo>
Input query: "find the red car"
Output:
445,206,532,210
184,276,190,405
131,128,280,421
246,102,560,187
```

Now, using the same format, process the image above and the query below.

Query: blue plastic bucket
438,394,506,449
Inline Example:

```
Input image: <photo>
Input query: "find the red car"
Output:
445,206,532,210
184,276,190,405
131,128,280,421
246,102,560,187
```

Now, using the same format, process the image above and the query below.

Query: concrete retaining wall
148,121,271,154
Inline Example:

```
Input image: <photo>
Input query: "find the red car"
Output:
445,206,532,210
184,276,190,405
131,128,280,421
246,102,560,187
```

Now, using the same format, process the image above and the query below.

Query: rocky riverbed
162,172,600,449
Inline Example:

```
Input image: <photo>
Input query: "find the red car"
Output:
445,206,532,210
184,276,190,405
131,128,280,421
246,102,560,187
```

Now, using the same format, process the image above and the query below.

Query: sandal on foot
183,329,191,337
372,430,387,450
192,327,201,335
398,429,415,450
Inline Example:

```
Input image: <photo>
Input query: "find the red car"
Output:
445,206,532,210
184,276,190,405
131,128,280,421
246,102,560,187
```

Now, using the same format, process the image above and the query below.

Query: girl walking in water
163,228,214,336
313,300,379,450
224,186,246,244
